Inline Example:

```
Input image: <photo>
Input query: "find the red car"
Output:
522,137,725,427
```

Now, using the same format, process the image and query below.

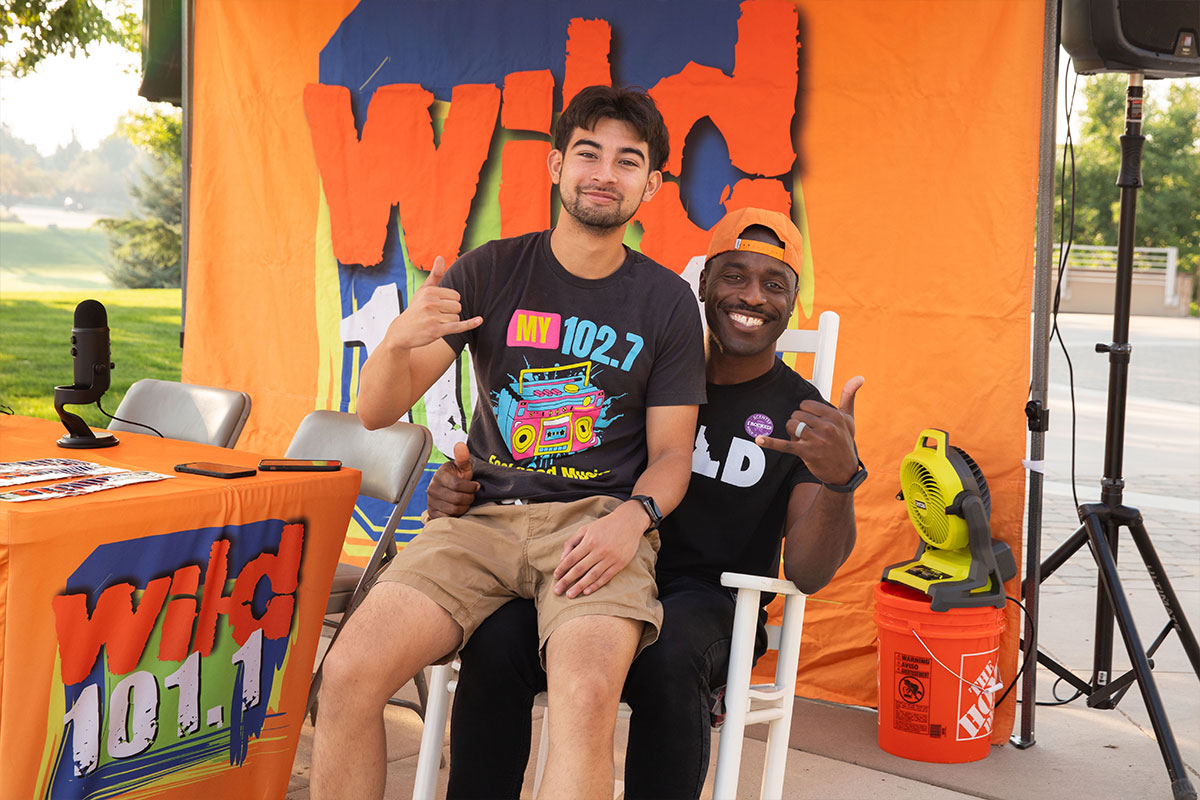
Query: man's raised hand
383,255,483,350
426,441,478,520
756,376,864,487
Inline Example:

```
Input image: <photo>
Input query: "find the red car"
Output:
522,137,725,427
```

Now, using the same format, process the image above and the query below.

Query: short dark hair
554,85,670,172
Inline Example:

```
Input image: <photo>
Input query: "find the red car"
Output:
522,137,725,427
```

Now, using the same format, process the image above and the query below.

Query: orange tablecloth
0,415,360,800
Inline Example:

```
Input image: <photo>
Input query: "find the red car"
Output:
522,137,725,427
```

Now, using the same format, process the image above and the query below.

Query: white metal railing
1051,244,1180,306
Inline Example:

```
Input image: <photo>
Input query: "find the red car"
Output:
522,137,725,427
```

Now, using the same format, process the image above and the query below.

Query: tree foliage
3,0,184,289
0,0,139,77
97,109,183,288
1056,75,1200,277
0,123,143,212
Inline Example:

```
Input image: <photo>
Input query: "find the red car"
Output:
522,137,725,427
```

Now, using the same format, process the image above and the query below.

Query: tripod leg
1038,522,1089,579
1083,508,1119,707
1125,513,1200,677
1087,515,1196,800
1027,521,1095,715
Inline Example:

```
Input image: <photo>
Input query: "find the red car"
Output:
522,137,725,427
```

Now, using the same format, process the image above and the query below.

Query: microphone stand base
57,431,119,449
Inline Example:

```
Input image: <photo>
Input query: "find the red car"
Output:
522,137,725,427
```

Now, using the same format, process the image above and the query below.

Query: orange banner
186,0,1044,742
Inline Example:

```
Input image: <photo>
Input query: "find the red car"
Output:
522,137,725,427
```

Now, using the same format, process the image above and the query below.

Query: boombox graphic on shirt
494,362,609,461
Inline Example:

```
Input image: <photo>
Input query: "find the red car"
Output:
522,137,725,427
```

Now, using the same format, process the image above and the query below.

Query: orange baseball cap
705,208,803,277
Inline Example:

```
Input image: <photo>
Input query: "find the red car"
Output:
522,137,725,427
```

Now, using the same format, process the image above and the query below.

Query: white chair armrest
720,571,803,595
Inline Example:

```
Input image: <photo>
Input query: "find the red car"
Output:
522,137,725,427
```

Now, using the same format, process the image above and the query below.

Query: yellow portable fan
882,429,1016,611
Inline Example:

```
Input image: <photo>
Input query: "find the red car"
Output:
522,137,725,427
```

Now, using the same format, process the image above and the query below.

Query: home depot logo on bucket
956,649,1000,741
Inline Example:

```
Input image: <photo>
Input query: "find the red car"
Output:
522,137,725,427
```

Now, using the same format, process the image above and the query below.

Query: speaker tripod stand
1032,74,1200,800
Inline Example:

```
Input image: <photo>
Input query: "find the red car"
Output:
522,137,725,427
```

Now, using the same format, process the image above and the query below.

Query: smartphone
174,462,257,479
258,458,342,472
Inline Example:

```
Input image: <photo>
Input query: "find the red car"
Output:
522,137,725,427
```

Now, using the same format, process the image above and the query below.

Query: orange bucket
873,581,1005,763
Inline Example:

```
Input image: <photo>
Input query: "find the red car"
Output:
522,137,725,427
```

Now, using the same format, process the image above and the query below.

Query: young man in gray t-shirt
309,86,705,800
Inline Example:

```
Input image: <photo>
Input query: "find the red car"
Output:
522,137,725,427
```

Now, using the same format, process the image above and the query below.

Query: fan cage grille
952,445,991,518
901,461,952,546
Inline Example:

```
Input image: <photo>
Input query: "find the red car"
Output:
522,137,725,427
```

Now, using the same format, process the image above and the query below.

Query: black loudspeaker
1062,0,1200,78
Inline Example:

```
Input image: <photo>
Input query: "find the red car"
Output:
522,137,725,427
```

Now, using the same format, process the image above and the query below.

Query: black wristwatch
630,494,663,532
822,461,868,493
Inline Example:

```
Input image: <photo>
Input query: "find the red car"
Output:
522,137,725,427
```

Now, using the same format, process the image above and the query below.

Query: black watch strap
822,461,868,493
630,494,662,532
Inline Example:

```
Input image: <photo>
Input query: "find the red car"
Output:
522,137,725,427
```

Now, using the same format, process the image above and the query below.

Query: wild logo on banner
38,520,305,798
306,0,812,463
302,0,813,551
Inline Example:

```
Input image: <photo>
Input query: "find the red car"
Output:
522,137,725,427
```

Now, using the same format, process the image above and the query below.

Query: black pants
446,576,753,800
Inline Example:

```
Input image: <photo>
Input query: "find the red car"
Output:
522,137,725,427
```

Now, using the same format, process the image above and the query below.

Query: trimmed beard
560,188,637,232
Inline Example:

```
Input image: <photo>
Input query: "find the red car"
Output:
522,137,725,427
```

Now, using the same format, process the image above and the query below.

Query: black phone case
259,461,340,472
174,463,256,479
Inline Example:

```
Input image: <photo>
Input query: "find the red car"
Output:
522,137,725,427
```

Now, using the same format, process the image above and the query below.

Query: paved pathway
1037,313,1198,599
1030,312,1198,795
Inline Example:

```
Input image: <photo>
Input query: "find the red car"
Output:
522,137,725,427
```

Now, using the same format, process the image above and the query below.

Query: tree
0,0,138,77
0,122,43,161
1056,75,1200,281
47,137,84,172
0,152,55,205
4,1,183,285
1138,82,1200,276
61,139,142,212
0,124,54,207
0,123,142,213
96,109,182,288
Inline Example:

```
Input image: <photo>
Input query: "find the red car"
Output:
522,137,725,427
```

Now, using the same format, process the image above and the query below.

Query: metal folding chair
286,410,433,722
107,378,251,447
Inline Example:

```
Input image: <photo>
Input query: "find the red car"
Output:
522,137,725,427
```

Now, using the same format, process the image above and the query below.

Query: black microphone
71,299,113,393
55,299,119,448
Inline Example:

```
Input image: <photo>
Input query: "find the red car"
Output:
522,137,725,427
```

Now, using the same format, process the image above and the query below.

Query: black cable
1051,61,1082,512
996,595,1035,707
1038,678,1084,707
95,398,165,438
1005,593,1085,707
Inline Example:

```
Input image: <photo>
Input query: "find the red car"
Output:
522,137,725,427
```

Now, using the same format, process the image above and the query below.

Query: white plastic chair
287,411,433,722
708,312,837,800
712,572,807,799
414,312,839,800
107,378,251,447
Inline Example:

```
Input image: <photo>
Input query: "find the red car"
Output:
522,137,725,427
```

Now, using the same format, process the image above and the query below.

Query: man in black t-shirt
432,207,864,799
310,87,705,800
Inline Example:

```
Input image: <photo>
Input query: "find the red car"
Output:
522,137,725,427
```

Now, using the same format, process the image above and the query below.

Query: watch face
645,497,661,520
633,495,661,528
823,463,867,493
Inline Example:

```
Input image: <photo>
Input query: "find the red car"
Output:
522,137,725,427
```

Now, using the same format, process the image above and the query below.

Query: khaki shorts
377,495,662,665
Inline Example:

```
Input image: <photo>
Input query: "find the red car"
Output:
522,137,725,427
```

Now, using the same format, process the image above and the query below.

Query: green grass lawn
0,289,182,428
0,222,114,292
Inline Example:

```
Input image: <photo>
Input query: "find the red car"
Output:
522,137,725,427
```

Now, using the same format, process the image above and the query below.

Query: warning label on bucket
893,652,939,736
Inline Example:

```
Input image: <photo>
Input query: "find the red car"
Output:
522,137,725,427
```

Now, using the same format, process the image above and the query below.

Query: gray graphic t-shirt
441,230,706,504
